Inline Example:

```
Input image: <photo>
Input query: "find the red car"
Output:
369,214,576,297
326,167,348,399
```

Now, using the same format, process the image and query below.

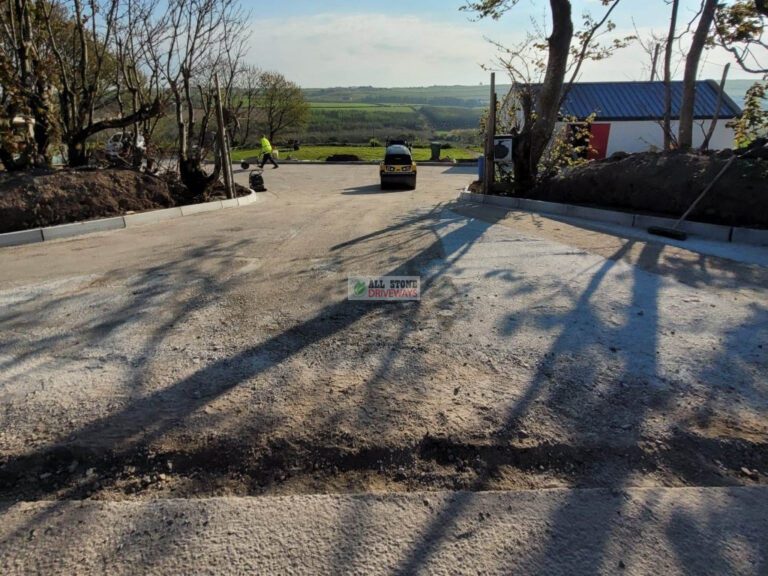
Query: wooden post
214,73,234,200
701,63,730,151
223,123,234,192
484,72,496,195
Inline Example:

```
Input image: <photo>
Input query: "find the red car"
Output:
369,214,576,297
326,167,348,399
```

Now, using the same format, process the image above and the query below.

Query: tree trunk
67,140,88,167
179,157,220,199
663,0,680,150
64,100,161,166
513,0,573,189
678,0,718,150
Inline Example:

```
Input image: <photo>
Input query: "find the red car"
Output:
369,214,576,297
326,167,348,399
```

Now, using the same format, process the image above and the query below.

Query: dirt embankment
0,168,173,234
0,168,251,234
530,151,768,229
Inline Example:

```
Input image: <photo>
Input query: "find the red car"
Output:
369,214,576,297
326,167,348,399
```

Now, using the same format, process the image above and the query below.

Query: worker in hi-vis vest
260,135,279,169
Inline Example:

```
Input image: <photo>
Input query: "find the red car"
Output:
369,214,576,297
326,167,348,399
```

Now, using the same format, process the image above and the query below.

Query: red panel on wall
588,124,611,160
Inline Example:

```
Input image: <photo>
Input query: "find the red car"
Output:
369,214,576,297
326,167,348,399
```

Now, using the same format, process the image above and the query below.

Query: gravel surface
0,164,766,499
2,487,767,575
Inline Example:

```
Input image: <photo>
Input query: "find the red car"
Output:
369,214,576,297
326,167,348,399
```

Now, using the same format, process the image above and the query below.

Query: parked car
105,132,145,158
380,144,417,190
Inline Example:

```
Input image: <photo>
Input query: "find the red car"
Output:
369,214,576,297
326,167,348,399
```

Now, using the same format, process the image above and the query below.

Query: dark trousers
260,153,278,168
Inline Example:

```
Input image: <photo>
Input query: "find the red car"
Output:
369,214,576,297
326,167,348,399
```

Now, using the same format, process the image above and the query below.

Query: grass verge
231,145,481,163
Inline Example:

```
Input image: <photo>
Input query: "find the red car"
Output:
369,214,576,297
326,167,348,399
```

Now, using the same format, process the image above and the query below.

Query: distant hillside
304,80,759,109
303,85,507,107
299,80,760,146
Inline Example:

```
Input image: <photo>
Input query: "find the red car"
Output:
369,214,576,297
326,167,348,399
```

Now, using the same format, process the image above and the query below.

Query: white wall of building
552,119,736,156
604,120,736,154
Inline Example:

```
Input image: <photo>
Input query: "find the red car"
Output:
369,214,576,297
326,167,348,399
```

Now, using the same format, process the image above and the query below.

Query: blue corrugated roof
559,81,741,120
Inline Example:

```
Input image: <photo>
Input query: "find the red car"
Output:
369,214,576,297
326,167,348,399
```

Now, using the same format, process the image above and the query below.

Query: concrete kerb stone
731,227,768,246
634,214,732,242
0,228,44,247
485,195,520,210
678,220,733,242
42,217,125,241
238,192,263,206
180,201,223,216
456,193,766,246
458,191,484,203
566,205,635,227
1,192,261,248
519,198,568,216
123,207,183,227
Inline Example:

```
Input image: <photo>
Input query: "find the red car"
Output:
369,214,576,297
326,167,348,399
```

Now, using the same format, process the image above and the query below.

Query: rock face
0,168,175,233
533,151,768,229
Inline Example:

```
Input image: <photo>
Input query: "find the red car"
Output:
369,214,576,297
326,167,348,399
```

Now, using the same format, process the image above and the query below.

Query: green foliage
302,106,429,144
715,0,768,74
728,81,768,147
303,86,490,107
259,72,310,141
420,106,484,130
538,113,598,177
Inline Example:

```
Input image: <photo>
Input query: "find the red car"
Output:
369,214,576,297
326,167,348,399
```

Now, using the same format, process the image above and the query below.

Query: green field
304,81,754,107
297,80,755,147
303,85,505,107
308,103,416,112
231,145,481,163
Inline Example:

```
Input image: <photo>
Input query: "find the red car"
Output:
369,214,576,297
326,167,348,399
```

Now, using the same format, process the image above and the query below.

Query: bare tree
230,65,262,146
257,71,309,143
154,0,248,196
0,0,58,169
39,0,160,166
114,0,168,168
715,0,768,74
663,0,680,150
467,0,627,188
632,21,668,81
561,0,625,102
678,0,718,150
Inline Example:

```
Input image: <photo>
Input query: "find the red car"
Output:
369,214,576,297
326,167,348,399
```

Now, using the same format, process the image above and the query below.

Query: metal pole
214,73,234,200
484,72,496,195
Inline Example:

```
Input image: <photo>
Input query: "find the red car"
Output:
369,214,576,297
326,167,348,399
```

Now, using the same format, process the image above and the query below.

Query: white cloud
247,14,762,88
248,13,515,87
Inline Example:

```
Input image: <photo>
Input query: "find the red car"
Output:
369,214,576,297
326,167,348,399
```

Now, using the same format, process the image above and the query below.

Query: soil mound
0,168,174,234
534,151,768,229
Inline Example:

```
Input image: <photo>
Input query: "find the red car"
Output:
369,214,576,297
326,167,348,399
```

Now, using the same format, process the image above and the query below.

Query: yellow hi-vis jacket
260,137,272,154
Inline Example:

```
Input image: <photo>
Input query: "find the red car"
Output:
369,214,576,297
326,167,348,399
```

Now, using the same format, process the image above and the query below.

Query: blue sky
246,1,761,87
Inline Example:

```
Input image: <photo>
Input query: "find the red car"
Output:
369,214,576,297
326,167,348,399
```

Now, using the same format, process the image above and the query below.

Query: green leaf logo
353,280,366,296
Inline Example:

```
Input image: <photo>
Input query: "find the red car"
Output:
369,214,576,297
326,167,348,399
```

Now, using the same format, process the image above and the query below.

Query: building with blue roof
534,80,742,158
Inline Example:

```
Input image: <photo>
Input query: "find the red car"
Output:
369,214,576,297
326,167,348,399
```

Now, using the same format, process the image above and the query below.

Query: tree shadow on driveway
341,184,409,195
2,204,766,574
0,204,496,566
